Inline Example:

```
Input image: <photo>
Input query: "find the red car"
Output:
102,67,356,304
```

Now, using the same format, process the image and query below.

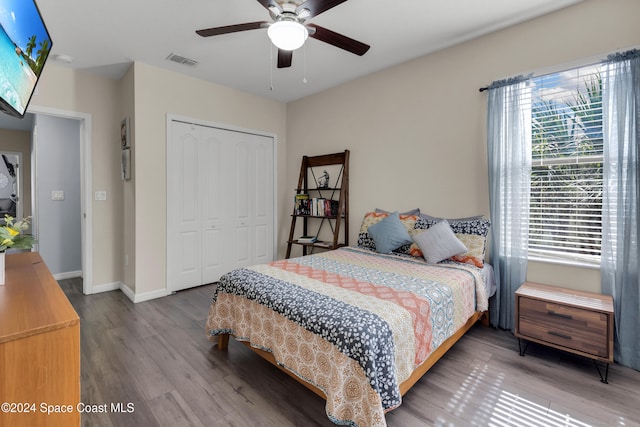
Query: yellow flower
2,238,13,246
6,228,18,237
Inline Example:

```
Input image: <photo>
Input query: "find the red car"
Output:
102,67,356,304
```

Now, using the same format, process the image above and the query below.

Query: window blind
528,65,603,264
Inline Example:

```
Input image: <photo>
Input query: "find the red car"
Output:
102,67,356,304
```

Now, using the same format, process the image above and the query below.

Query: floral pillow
410,216,491,267
357,211,420,254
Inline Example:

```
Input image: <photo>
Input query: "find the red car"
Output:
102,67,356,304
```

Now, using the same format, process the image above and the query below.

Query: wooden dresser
514,281,614,382
0,252,80,427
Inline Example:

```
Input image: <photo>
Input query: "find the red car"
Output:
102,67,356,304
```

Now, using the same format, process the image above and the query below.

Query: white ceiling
1,0,583,131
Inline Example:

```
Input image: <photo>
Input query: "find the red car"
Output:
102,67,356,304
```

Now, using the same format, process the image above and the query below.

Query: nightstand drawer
518,297,609,358
519,297,608,331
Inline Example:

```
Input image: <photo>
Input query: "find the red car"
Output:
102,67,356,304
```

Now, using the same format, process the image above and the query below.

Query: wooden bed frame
216,310,489,402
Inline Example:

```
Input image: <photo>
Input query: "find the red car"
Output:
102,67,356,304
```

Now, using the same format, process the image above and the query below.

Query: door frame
30,105,93,295
165,114,278,293
0,151,23,220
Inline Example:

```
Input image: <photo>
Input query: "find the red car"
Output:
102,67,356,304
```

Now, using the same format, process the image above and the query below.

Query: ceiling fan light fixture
267,21,308,51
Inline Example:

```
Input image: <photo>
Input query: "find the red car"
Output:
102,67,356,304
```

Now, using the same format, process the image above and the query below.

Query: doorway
0,153,22,221
0,106,93,294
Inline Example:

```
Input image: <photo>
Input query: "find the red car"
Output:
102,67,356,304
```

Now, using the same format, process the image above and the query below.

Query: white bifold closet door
167,120,275,292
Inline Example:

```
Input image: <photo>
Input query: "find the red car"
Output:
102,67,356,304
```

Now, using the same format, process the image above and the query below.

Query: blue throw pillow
367,211,413,254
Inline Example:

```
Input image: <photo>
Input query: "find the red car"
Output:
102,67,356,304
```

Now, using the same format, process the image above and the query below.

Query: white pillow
412,219,468,264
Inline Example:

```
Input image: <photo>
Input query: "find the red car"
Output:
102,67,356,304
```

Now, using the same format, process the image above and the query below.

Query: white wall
33,114,81,276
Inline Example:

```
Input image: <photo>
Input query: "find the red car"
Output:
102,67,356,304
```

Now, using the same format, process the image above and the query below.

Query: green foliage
25,35,37,59
0,215,37,252
529,72,603,258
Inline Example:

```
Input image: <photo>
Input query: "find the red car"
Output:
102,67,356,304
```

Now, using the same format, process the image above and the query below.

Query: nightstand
514,282,614,383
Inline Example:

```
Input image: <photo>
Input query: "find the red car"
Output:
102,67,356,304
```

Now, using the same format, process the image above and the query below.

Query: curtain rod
478,47,640,93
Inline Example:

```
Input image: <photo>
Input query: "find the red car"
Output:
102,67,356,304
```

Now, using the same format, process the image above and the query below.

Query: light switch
95,191,107,201
51,190,65,201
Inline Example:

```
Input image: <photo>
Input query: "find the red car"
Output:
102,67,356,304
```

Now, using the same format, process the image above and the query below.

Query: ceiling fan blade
256,0,281,9
196,21,268,37
297,0,348,18
307,24,370,56
277,49,293,68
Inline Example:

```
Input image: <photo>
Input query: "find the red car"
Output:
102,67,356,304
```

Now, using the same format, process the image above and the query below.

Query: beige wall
0,129,32,218
23,0,637,298
121,66,136,291
30,66,122,287
26,61,287,299
286,0,639,293
131,62,287,296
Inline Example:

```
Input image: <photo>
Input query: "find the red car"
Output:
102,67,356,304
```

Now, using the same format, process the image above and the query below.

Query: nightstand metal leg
594,361,610,384
518,338,529,357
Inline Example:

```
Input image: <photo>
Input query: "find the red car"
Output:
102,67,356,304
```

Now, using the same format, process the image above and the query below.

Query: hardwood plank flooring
58,278,640,427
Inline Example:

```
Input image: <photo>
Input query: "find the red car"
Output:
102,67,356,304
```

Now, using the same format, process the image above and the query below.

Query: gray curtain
601,49,640,370
487,76,532,330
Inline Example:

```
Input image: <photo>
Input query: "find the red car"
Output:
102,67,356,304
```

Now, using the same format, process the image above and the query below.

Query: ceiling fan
196,0,370,68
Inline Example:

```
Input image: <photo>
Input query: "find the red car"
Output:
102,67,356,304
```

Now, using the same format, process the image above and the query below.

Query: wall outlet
51,190,65,201
95,191,107,201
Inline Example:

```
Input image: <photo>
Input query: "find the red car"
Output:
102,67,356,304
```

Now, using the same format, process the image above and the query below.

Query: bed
206,212,493,427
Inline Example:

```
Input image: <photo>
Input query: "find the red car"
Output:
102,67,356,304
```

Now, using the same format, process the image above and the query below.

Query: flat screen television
0,0,52,118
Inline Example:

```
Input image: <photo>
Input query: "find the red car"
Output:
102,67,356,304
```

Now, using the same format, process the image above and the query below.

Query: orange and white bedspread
206,247,488,427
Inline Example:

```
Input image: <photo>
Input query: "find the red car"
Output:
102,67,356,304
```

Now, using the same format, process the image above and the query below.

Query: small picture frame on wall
121,117,130,148
121,148,131,181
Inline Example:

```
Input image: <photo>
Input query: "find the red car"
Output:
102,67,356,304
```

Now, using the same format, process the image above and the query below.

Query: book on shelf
294,193,310,215
314,198,325,216
313,241,332,248
297,235,317,243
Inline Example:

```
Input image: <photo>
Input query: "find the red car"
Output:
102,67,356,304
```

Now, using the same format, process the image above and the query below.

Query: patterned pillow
357,211,419,254
376,208,421,216
419,213,484,222
410,216,491,267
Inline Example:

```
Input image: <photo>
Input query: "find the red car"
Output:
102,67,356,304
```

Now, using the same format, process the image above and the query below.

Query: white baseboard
120,282,135,301
92,281,122,294
82,280,169,304
53,270,83,281
120,283,168,303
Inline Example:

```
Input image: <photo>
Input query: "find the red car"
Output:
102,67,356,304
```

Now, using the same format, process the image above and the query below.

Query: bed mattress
206,246,489,426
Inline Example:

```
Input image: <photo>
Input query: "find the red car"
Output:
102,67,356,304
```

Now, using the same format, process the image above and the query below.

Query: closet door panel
201,129,228,284
168,122,202,289
254,224,269,261
253,139,274,265
168,120,275,292
233,141,250,220
179,230,200,276
231,140,252,268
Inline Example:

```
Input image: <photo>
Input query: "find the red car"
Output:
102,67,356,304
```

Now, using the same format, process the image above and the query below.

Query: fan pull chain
303,44,308,84
269,43,274,91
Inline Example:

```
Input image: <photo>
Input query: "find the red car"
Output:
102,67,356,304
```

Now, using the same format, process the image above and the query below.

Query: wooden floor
59,278,640,427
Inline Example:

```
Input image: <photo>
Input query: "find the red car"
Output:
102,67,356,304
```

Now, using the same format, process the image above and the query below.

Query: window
528,66,603,265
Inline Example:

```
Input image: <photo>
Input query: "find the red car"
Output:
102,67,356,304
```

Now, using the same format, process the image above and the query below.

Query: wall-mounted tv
0,0,52,118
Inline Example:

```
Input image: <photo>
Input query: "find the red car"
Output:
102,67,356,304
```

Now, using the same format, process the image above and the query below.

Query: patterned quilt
206,246,488,427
